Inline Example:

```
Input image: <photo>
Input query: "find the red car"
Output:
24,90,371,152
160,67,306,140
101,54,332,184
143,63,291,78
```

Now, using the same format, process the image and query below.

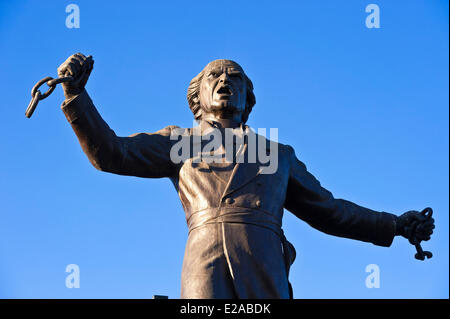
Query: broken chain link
25,76,73,118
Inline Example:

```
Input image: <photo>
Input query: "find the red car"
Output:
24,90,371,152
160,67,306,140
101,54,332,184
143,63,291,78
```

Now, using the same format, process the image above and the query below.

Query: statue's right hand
57,53,94,100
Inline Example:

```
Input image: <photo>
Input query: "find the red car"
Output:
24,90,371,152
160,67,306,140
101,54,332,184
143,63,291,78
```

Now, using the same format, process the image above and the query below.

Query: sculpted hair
187,63,256,124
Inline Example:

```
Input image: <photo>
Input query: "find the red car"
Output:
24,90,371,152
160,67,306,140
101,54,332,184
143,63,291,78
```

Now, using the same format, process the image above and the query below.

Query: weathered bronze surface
54,53,435,298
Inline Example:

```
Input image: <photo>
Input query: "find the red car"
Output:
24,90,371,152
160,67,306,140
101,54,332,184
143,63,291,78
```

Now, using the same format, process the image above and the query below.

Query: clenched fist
57,53,94,100
396,209,435,244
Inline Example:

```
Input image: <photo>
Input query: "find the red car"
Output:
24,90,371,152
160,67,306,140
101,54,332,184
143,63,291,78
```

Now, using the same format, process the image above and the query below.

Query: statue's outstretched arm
283,145,434,252
283,145,398,247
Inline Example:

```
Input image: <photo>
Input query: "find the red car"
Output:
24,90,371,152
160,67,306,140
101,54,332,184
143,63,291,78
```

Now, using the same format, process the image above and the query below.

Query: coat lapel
221,135,264,199
222,161,262,199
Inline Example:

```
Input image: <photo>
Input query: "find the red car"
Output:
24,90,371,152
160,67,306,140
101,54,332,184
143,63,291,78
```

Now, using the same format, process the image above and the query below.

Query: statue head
187,60,256,124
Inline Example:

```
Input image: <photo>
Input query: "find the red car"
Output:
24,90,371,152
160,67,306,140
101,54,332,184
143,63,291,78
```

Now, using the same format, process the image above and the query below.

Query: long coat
61,90,397,298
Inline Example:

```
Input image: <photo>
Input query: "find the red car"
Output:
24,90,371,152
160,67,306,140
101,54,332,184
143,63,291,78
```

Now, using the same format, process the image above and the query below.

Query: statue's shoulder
280,143,295,155
248,128,294,156
157,125,180,134
128,125,184,138
275,142,300,164
279,143,308,170
277,143,297,164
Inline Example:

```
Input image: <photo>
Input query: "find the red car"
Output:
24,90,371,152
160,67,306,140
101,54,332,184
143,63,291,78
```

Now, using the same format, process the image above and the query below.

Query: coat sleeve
283,146,397,247
61,89,178,178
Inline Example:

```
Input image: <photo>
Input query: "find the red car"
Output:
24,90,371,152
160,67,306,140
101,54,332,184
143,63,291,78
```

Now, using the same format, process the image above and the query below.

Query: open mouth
217,86,232,95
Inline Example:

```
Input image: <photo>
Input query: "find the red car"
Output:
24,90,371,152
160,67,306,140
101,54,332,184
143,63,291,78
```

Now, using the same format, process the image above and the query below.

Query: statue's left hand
396,210,435,243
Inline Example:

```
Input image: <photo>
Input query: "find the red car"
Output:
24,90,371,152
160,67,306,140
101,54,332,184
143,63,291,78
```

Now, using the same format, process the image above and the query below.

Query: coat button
225,198,234,204
255,200,261,207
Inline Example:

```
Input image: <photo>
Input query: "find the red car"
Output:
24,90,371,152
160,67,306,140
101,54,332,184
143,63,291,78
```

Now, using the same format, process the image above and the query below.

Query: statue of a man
57,53,435,298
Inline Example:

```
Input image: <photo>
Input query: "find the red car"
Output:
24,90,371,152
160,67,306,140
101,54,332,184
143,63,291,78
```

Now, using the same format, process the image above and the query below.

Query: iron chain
26,76,73,118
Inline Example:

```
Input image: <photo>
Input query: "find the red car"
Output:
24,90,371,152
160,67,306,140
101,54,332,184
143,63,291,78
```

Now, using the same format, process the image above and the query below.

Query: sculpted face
199,60,247,122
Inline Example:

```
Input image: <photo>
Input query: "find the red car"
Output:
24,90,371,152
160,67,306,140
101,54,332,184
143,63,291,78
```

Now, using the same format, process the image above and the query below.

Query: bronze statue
49,53,434,298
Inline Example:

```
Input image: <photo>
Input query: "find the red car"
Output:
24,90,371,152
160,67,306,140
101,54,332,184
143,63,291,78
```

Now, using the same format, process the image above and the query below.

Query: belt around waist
187,207,282,236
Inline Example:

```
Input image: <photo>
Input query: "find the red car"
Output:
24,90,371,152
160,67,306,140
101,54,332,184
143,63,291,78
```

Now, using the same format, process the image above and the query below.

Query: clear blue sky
0,0,448,298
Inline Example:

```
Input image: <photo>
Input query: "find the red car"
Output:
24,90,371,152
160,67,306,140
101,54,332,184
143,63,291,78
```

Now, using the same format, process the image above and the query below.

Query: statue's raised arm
58,53,178,178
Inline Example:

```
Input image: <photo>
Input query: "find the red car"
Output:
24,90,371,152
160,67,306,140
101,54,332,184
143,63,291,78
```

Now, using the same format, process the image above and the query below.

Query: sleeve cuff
61,89,90,123
373,212,397,247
